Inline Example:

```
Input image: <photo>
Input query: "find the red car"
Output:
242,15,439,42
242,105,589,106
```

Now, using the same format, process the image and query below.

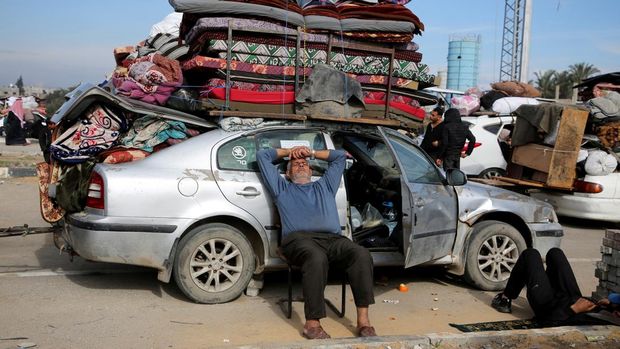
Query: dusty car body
53,85,563,303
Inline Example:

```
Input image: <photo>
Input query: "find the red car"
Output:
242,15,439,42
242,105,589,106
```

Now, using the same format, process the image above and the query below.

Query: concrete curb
0,167,37,178
211,325,620,349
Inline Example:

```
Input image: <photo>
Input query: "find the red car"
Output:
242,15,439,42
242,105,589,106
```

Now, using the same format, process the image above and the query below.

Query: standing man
438,108,476,170
420,107,445,166
257,146,376,340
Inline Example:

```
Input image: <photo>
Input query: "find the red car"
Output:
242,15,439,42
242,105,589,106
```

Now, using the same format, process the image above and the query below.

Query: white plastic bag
585,150,618,176
492,97,539,114
360,203,383,229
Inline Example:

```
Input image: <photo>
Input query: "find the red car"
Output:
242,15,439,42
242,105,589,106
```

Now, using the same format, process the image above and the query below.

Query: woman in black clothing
437,108,475,170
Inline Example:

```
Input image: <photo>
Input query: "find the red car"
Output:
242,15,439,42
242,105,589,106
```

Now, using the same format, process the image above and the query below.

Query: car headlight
539,205,558,223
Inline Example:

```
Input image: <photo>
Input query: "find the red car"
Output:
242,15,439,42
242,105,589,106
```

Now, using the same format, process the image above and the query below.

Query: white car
460,115,515,178
531,169,620,223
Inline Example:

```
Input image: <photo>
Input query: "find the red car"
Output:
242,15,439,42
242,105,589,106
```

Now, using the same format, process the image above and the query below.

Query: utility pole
499,0,532,82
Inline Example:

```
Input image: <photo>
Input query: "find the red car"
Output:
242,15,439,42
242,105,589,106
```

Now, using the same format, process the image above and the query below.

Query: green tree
44,86,77,116
569,62,600,86
555,70,573,99
15,75,25,96
534,70,557,98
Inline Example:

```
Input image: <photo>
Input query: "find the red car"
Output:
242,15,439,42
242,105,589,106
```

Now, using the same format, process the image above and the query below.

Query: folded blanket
50,104,125,163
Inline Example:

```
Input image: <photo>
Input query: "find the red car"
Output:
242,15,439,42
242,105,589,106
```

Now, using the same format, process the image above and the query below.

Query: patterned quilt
183,56,435,87
207,39,422,62
215,52,428,80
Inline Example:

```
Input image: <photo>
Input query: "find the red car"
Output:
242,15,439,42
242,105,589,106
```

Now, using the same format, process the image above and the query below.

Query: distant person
491,247,620,326
437,108,475,170
419,107,445,165
5,98,30,146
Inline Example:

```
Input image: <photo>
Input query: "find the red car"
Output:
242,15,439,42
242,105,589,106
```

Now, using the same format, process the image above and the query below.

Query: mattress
183,56,435,85
214,52,428,80
169,0,306,27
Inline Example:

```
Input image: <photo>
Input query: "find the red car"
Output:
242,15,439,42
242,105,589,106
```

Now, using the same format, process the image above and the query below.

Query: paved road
0,177,611,348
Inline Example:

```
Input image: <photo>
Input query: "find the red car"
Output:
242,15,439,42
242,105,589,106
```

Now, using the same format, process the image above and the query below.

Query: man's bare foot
570,297,597,314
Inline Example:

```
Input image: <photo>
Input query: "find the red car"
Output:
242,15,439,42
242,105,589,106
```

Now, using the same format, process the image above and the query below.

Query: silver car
54,85,563,304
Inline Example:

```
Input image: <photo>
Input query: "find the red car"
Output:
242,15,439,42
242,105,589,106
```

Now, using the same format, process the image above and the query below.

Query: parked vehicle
530,172,620,223
460,115,515,178
52,85,562,304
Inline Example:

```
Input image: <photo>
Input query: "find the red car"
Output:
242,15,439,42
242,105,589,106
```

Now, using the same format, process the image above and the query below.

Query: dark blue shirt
256,148,346,237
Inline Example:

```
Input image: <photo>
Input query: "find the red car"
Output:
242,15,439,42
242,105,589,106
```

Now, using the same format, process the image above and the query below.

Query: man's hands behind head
289,146,312,160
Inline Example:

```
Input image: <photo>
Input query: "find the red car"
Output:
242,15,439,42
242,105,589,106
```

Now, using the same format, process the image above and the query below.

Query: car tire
479,168,506,179
174,223,255,304
464,220,526,291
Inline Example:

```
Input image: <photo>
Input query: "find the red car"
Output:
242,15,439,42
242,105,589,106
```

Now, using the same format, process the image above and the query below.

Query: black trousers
281,232,375,320
442,154,461,170
504,248,581,321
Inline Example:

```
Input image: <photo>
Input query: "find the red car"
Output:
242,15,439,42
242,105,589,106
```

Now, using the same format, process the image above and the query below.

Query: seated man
491,247,620,326
257,145,376,339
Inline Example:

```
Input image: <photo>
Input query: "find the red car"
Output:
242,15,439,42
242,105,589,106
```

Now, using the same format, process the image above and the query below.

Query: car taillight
462,142,482,152
572,179,603,193
86,172,105,209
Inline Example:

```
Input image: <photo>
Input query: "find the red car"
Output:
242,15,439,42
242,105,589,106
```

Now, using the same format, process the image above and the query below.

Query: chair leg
287,264,293,319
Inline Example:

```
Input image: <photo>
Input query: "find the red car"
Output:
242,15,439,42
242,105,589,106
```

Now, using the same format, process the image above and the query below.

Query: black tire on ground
464,220,527,291
479,167,506,179
174,223,255,304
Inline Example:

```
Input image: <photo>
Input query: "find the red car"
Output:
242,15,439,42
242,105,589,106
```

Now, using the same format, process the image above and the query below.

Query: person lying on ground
491,247,620,326
256,145,376,340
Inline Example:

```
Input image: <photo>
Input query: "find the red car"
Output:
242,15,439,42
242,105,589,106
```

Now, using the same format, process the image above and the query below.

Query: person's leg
327,236,375,334
503,248,555,316
281,234,329,322
545,248,582,300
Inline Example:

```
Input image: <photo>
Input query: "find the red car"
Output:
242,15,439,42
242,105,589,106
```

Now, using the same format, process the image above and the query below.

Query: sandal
357,326,377,337
302,325,331,339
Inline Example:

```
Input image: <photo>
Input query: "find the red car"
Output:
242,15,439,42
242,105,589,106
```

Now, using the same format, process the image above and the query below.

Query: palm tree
534,70,557,98
569,62,600,86
554,70,573,99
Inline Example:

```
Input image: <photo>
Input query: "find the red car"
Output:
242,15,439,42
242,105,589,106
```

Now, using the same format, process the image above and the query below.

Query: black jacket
420,122,444,160
439,109,476,159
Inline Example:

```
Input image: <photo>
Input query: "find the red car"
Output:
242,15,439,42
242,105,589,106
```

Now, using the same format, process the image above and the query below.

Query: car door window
344,136,399,174
217,136,257,171
217,130,327,173
386,134,443,184
484,124,501,135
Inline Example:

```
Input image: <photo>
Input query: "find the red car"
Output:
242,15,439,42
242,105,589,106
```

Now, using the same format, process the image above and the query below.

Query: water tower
446,34,481,91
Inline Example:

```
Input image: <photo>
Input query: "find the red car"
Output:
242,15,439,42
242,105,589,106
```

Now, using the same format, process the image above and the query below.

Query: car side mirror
446,168,467,186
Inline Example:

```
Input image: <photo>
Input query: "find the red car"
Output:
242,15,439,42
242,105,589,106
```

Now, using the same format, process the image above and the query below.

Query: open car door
378,127,459,267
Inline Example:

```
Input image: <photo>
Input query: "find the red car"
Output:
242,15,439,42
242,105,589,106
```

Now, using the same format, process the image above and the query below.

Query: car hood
455,180,556,224
50,83,218,128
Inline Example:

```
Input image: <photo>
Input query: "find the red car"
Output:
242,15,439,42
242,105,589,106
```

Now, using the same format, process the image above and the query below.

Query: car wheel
464,220,526,291
174,223,255,304
479,168,506,179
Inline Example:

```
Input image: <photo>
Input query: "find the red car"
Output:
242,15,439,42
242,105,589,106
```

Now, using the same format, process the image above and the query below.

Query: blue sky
1,0,618,89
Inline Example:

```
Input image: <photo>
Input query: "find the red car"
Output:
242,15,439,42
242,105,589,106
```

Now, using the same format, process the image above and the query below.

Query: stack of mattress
117,0,437,124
